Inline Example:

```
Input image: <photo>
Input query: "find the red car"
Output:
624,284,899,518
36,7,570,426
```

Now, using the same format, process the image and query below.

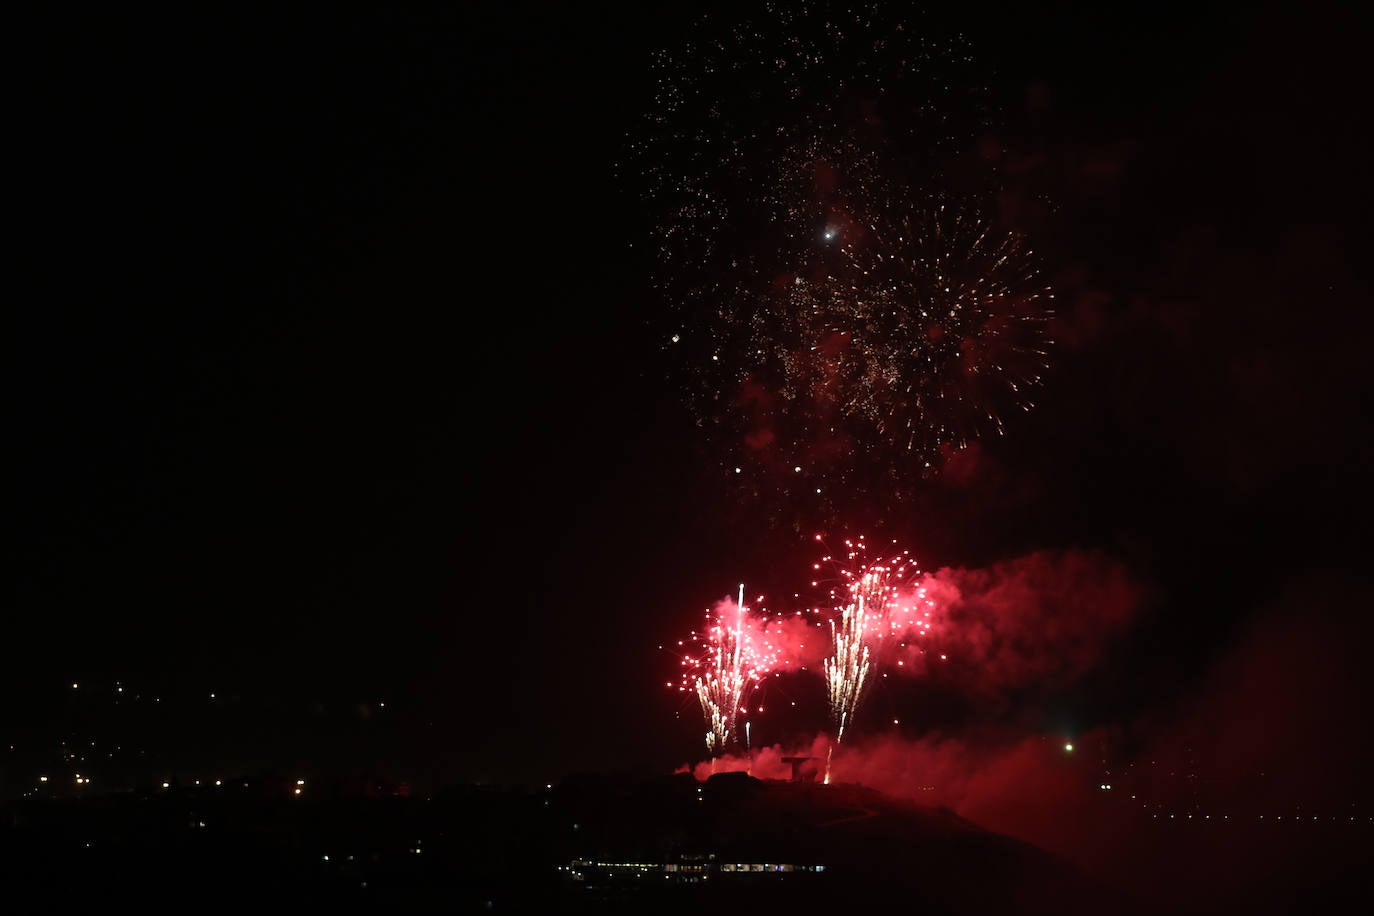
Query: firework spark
825,594,871,747
629,1,992,296
627,4,1009,525
692,199,1054,522
841,204,1056,456
813,534,935,778
677,586,783,755
813,534,933,650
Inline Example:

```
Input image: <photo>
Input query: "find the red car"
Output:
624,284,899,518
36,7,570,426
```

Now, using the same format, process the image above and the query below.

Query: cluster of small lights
15,679,393,799
563,859,826,881
1146,812,1371,823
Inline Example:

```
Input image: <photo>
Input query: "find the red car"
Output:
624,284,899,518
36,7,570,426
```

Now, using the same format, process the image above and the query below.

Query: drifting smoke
673,547,1143,755
677,546,1149,818
680,731,1094,849
904,549,1143,693
677,574,1373,912
793,547,1141,697
679,735,832,783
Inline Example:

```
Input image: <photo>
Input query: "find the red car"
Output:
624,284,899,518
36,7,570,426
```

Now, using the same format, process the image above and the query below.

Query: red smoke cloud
678,730,1101,860
676,574,1373,911
904,549,1142,694
677,547,1148,857
678,734,831,782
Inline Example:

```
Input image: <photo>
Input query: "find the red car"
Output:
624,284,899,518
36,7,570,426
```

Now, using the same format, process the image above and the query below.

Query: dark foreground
2,774,1365,912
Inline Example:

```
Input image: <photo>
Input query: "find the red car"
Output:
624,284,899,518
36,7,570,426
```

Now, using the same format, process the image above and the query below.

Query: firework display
671,536,939,763
824,596,871,746
676,587,782,755
630,3,1053,524
646,6,1050,761
812,535,933,764
630,1,991,295
813,535,932,657
841,205,1054,456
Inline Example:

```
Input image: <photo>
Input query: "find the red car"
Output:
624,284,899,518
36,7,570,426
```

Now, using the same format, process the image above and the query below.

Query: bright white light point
215,780,222,786
735,467,741,473
296,779,306,785
162,782,170,789
670,334,680,343
793,466,801,472
1064,743,1074,752
39,776,48,782
71,683,78,689
823,229,836,240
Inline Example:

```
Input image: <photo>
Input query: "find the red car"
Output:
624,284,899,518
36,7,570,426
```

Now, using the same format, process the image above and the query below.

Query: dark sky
12,3,1373,785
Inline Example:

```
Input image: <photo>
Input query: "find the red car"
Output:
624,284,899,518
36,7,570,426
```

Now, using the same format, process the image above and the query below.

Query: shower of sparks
813,534,936,779
629,1,991,297
676,586,785,755
840,204,1056,456
696,200,1054,513
813,534,935,660
825,594,871,747
625,4,1024,524
666,535,942,761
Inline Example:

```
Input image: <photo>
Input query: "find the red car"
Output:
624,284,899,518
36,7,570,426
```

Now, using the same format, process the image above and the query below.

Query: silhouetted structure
780,757,817,783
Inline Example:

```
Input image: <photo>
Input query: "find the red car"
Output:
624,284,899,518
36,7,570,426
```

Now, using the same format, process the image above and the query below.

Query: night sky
13,3,1373,789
